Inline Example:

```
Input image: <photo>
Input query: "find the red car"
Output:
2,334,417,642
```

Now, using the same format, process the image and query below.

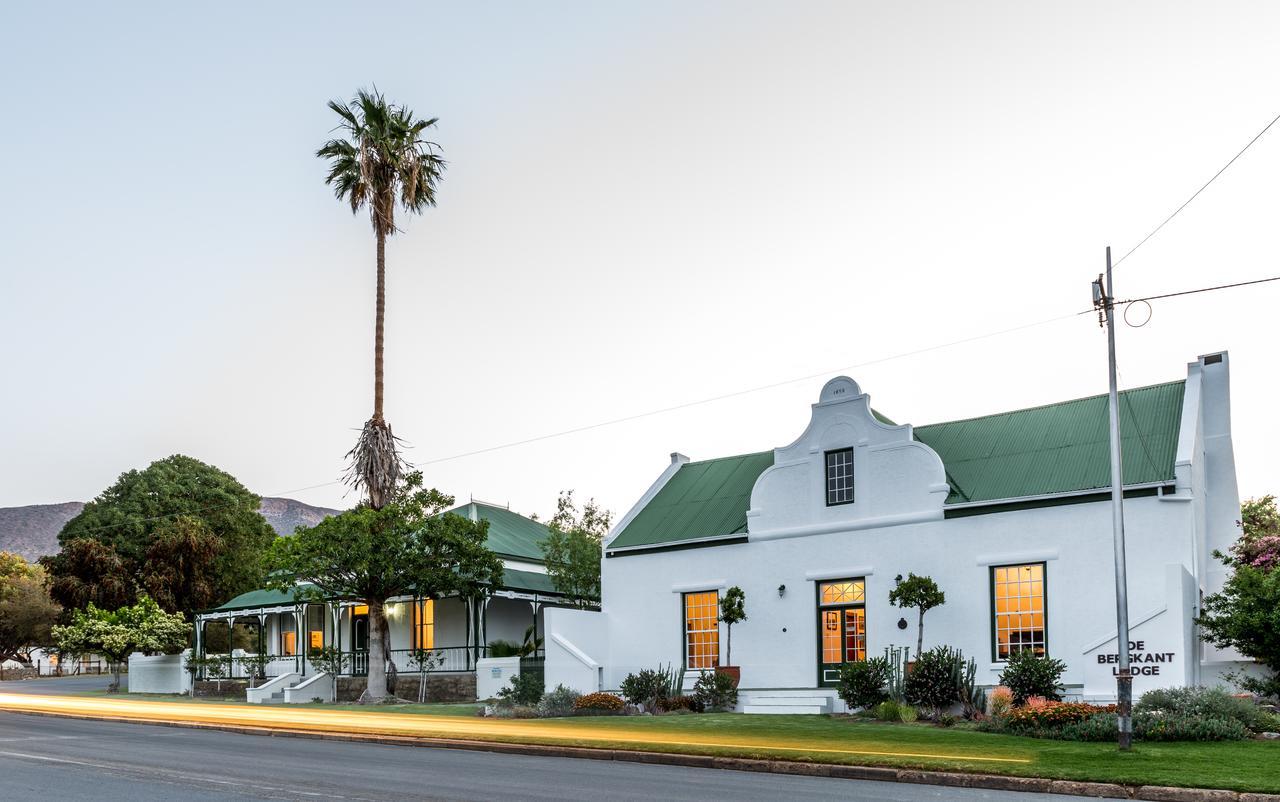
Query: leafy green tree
0,553,61,665
719,586,747,666
51,596,190,692
43,455,275,617
317,89,445,510
541,491,611,608
1198,496,1280,699
889,573,946,658
41,537,135,612
265,472,501,702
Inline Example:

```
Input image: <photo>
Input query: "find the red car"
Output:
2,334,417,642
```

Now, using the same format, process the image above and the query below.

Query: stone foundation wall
193,679,250,699
337,672,476,703
0,666,40,681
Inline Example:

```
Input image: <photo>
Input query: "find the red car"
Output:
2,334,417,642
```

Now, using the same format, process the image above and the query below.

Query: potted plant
716,586,747,687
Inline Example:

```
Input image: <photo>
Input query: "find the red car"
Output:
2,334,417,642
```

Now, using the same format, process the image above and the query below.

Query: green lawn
76,693,1280,793
523,715,1280,793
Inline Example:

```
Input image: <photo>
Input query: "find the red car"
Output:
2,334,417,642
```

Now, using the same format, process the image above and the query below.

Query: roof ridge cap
682,449,774,467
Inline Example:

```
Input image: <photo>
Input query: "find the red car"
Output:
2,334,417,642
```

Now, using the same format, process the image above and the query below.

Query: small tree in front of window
718,586,747,668
888,574,945,659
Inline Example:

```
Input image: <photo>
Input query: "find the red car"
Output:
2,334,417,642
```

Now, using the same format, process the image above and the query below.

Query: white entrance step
742,692,832,715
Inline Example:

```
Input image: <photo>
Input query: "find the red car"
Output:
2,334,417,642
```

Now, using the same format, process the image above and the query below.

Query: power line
1117,274,1280,306
412,310,1085,467
1113,109,1280,270
54,273,1280,537
47,308,1090,538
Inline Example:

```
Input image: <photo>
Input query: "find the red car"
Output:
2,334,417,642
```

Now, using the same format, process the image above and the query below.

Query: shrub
619,664,681,710
1006,701,1115,729
1136,713,1250,742
620,669,663,708
988,686,1014,717
495,672,544,707
904,646,963,719
937,713,957,727
1136,686,1272,732
487,640,521,658
536,684,581,717
573,692,626,712
998,651,1066,704
873,700,901,721
657,694,704,713
837,657,891,711
693,670,738,711
897,705,919,723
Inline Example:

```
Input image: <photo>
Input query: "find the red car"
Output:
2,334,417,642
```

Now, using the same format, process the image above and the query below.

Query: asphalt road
0,711,1091,802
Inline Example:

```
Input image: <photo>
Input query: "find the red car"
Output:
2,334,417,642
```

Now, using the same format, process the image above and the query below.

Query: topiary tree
889,573,945,658
51,595,190,692
719,586,747,667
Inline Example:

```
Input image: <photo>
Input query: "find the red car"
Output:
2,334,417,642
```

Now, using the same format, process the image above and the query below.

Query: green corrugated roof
609,381,1186,549
213,584,320,611
447,502,548,562
501,567,559,595
914,381,1184,504
608,451,774,549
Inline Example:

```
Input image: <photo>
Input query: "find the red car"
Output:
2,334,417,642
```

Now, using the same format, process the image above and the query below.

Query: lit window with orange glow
683,591,719,670
281,630,297,656
414,599,435,650
992,563,1046,660
820,579,865,605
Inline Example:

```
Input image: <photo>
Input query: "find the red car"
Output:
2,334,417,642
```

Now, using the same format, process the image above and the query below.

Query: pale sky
2,1,1277,520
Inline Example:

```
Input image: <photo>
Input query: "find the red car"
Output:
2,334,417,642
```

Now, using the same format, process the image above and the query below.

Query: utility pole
1092,245,1133,751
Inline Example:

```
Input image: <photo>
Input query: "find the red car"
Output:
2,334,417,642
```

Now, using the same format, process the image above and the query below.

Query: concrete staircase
741,690,833,715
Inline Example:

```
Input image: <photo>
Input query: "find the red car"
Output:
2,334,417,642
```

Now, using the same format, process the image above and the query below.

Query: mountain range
0,498,341,562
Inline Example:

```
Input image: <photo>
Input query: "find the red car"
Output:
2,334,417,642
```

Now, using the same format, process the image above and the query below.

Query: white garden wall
127,650,191,695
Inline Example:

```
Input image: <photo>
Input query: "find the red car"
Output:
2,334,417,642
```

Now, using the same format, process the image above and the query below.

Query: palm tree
318,89,445,510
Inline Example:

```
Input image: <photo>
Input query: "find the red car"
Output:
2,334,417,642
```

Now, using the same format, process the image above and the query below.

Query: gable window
817,578,866,686
414,599,435,650
683,591,719,670
992,563,1046,660
825,448,855,505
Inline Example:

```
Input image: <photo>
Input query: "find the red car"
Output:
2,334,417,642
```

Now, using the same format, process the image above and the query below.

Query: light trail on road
0,692,1031,765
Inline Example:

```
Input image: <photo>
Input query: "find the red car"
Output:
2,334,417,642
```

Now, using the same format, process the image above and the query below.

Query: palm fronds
344,418,409,510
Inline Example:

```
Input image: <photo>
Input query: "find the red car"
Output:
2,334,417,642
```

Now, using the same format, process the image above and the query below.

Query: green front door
816,579,867,687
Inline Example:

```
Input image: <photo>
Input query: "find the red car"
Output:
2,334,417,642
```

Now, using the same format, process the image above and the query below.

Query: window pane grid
820,580,865,605
414,599,435,650
684,591,719,669
993,563,1046,659
825,449,855,505
844,608,866,663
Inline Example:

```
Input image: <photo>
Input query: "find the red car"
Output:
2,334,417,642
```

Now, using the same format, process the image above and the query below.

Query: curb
5,707,1278,801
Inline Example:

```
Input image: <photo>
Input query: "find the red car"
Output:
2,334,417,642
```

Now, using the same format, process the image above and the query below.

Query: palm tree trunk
373,228,386,423
364,600,388,701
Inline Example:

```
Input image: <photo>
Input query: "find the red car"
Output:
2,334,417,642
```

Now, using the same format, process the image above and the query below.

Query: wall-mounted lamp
777,584,786,598
897,617,908,630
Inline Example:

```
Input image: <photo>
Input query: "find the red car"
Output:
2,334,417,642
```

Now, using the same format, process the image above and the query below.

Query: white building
185,501,580,701
545,352,1246,713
